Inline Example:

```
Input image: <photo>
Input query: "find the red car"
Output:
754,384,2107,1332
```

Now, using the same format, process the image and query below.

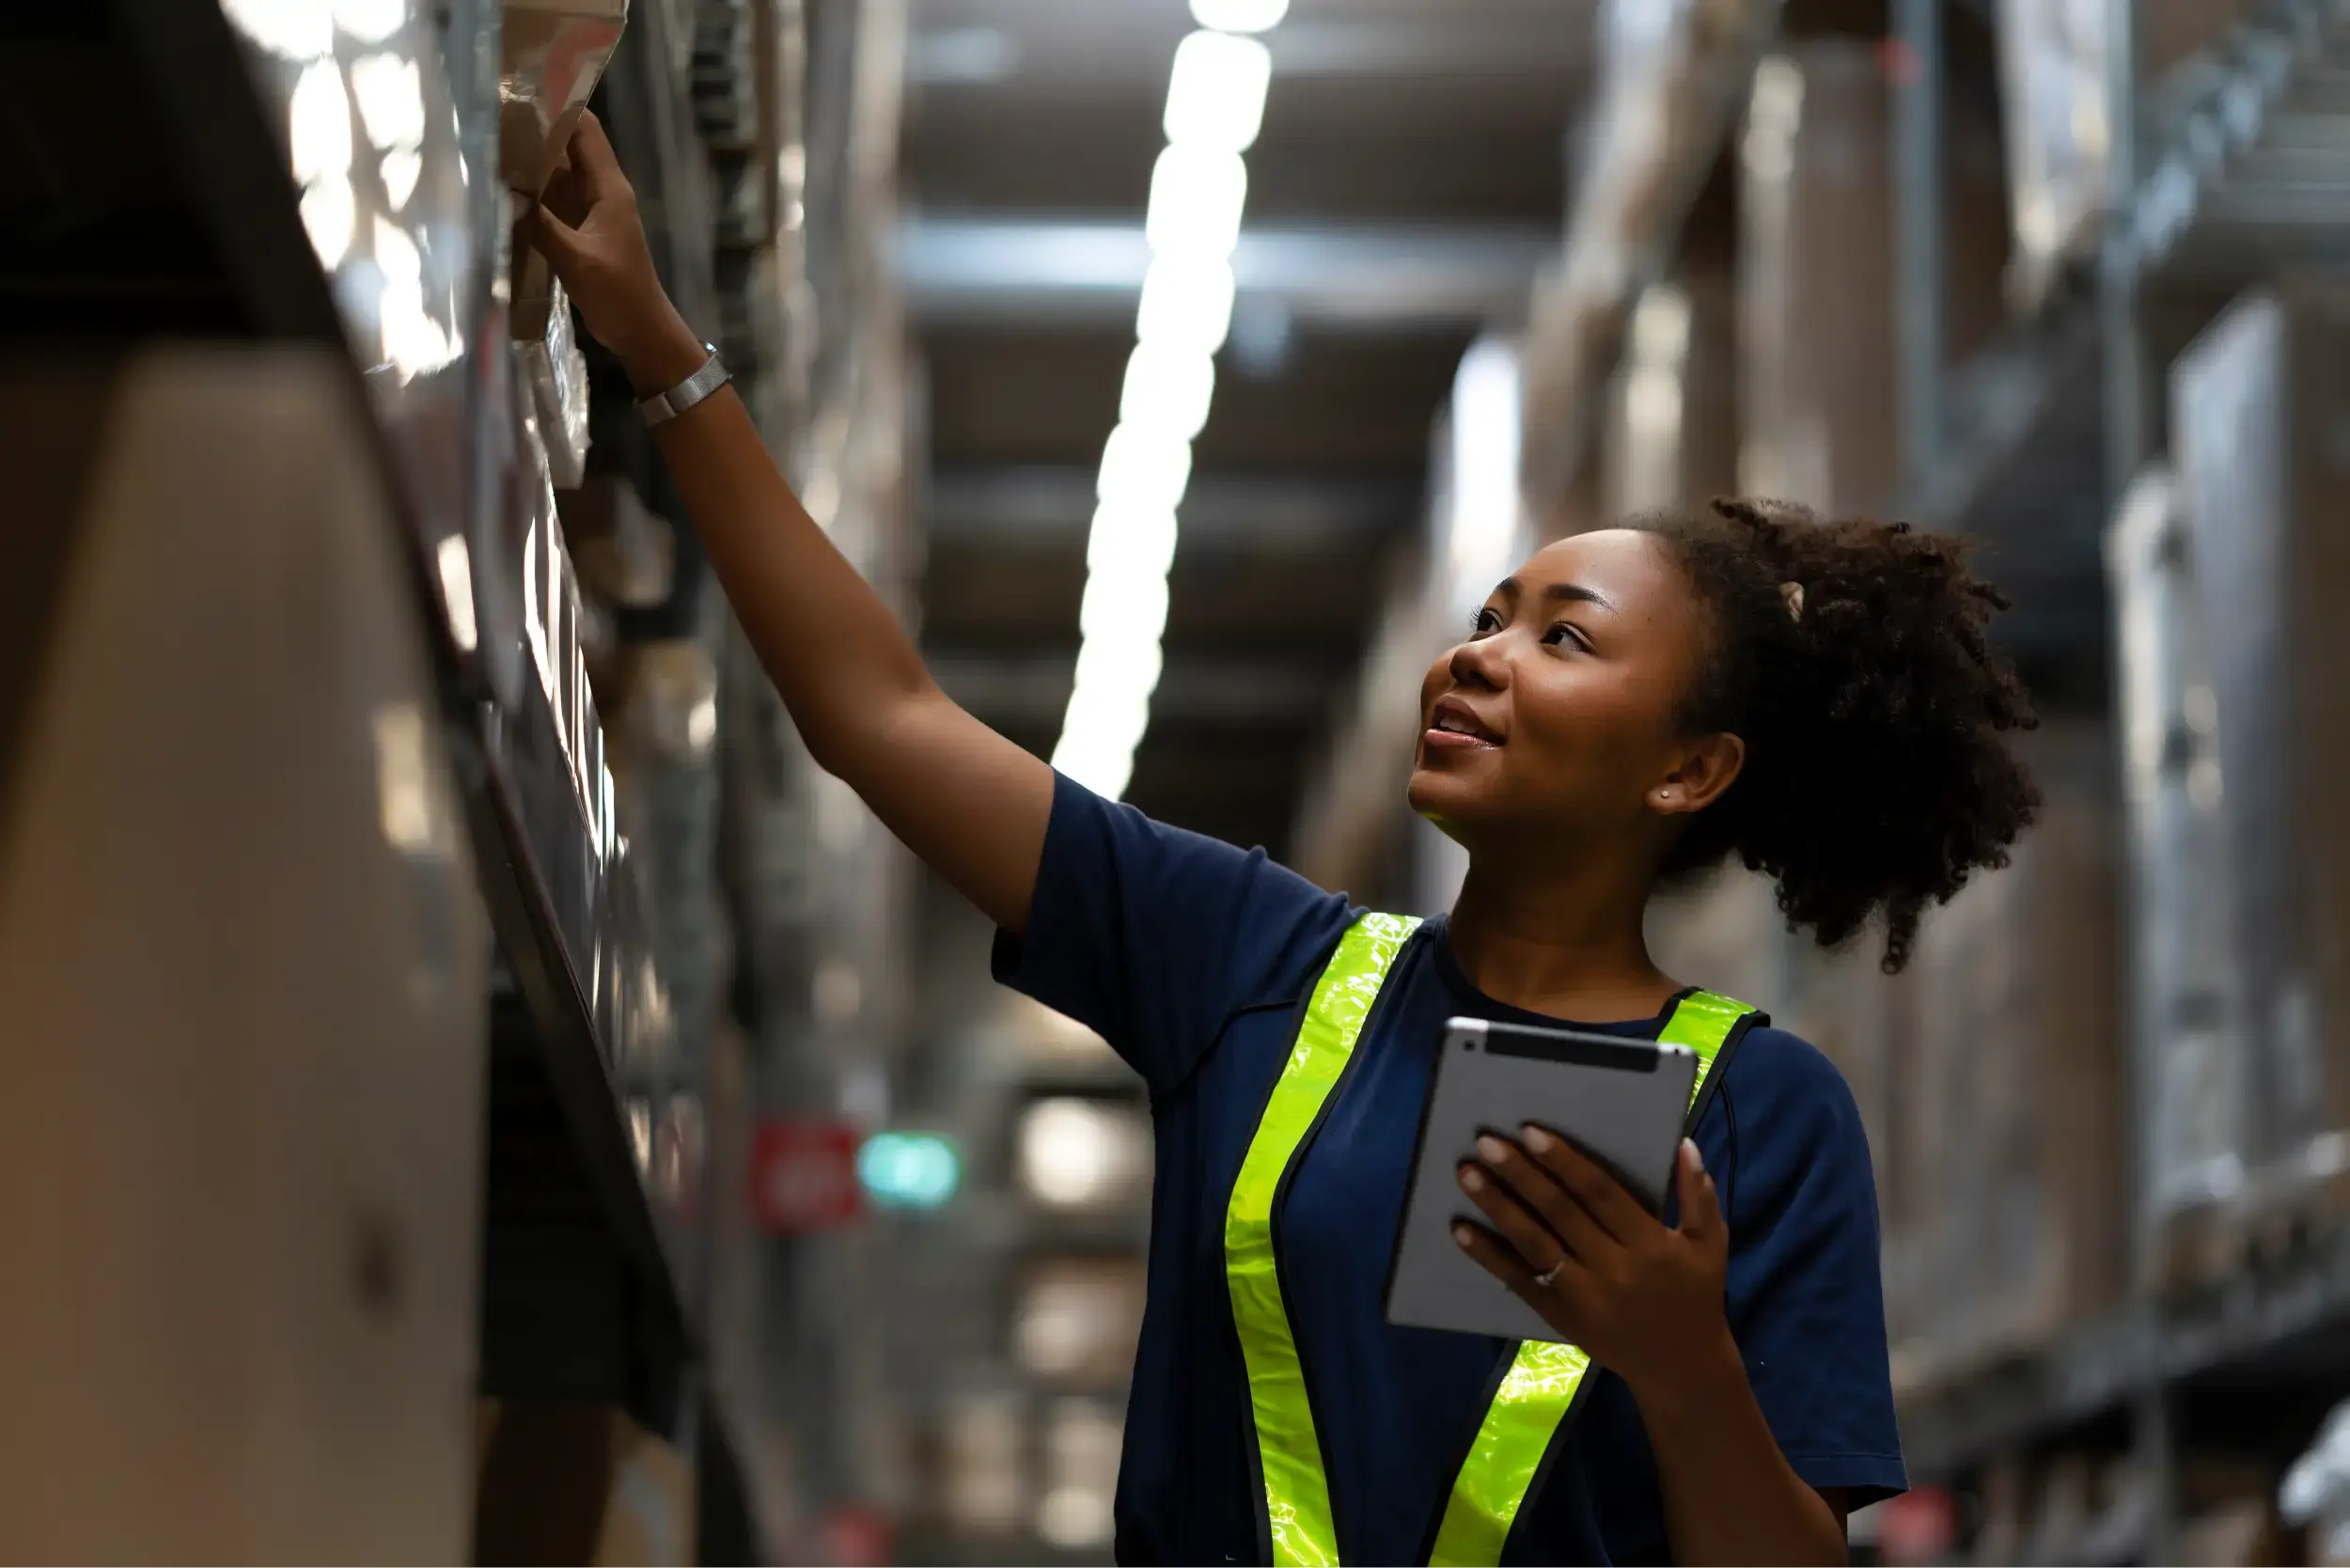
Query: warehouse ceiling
902,0,1590,862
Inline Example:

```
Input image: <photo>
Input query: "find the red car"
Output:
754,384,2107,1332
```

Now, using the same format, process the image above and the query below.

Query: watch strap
639,347,729,426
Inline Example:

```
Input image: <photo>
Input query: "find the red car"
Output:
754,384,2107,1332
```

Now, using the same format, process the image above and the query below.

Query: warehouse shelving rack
1868,0,2350,1554
1604,0,2350,1556
1,0,768,1556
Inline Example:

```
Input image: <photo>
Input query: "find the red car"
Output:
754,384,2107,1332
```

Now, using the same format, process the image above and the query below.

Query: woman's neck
1446,857,1680,1023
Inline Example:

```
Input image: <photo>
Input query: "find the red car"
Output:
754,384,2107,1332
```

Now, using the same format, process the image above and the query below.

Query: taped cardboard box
472,1398,696,1566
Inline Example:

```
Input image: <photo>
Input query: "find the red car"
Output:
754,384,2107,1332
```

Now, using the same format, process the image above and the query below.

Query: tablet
1384,1017,1699,1344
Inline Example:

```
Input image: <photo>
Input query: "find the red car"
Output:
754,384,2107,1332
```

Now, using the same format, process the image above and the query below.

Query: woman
533,115,2038,1565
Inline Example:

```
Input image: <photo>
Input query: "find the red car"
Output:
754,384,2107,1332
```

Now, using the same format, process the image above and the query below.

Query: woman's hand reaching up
526,110,705,395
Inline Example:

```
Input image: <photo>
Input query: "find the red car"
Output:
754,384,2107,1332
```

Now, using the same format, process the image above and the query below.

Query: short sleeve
1710,1030,1909,1506
992,771,1355,1098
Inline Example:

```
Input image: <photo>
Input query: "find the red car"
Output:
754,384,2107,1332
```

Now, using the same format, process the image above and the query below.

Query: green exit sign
857,1131,962,1210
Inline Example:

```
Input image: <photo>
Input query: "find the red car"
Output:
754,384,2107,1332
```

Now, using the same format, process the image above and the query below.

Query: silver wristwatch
638,345,730,426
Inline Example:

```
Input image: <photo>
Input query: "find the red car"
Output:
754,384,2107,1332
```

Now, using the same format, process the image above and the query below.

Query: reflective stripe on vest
1222,911,1756,1567
1224,911,1424,1567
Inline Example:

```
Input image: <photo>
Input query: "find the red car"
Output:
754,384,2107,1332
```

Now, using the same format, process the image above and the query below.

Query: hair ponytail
1637,498,2041,973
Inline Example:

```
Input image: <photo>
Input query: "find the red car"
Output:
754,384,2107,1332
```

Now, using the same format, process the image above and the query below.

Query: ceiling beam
925,464,1423,551
907,14,1588,90
928,651,1348,729
897,215,1556,330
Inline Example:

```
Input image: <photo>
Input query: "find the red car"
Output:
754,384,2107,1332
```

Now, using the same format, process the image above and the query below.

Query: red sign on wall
749,1121,864,1233
816,1504,893,1567
1875,1484,1958,1566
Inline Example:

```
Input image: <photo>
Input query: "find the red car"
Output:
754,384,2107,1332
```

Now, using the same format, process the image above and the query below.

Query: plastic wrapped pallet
1737,40,2009,512
2161,285,2350,1262
1887,723,2125,1388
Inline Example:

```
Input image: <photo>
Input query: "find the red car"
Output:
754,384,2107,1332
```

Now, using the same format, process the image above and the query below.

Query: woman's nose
1448,635,1506,691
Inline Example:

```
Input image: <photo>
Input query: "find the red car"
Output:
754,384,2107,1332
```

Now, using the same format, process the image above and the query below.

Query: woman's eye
1470,607,1500,635
1543,622,1590,651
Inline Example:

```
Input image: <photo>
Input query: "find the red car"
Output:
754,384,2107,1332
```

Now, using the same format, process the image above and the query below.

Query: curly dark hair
1631,497,2041,973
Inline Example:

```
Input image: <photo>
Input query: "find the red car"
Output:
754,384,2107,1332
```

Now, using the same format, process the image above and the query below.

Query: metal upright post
2103,1,2177,1560
2104,0,2150,496
1893,0,1946,490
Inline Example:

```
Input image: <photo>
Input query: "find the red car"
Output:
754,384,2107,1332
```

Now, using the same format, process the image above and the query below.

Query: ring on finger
1534,1258,1565,1290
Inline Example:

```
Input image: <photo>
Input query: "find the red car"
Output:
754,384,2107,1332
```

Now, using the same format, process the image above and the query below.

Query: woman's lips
1425,696,1503,751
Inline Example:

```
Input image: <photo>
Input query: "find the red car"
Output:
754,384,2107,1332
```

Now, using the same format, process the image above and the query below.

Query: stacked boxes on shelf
1736,37,2009,513
1882,723,2127,1390
2117,283,2350,1291
2107,459,2247,1289
1599,260,1740,521
1995,0,2108,310
1992,0,2265,314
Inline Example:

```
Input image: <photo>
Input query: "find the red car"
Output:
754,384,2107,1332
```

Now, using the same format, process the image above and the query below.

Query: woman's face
1408,528,1723,855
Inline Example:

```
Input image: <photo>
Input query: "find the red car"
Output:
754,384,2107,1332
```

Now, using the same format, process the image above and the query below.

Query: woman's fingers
1673,1139,1727,1250
1518,1124,1653,1238
1456,1160,1564,1273
1451,1221,1590,1324
523,203,587,270
1473,1134,1622,1260
565,109,631,206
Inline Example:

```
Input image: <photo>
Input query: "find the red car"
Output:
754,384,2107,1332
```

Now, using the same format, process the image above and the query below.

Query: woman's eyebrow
1542,581,1619,613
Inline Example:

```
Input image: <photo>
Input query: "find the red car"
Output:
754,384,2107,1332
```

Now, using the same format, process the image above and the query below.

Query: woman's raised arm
530,112,1054,933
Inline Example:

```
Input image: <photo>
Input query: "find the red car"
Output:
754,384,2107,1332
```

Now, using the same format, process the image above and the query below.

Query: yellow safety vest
1221,913,1759,1566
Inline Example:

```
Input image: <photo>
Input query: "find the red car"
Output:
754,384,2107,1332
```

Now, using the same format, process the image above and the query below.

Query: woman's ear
1646,733,1745,817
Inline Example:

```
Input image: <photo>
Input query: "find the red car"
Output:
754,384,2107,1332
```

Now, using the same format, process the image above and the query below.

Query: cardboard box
0,348,487,1560
472,1398,697,1566
1889,722,2126,1386
498,0,629,198
1738,39,2009,513
1600,260,1740,519
2106,463,2249,1286
2143,0,2263,81
2150,282,2350,1265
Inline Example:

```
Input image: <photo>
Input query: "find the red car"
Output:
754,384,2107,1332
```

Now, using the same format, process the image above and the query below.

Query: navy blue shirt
995,776,1906,1565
